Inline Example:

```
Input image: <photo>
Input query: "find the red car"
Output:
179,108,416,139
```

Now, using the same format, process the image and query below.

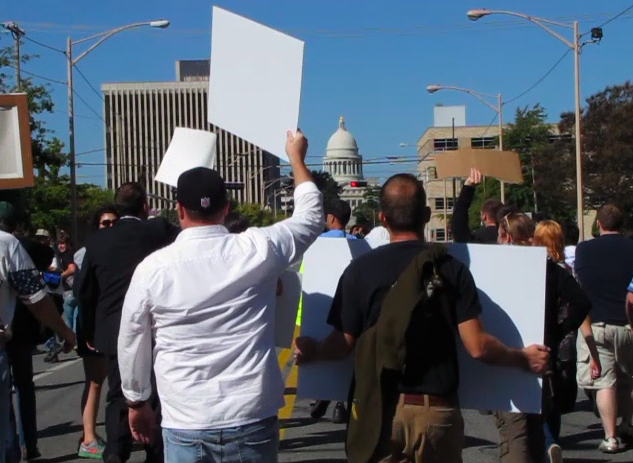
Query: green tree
467,104,575,229
353,186,380,227
310,170,341,204
559,81,633,227
0,38,113,240
233,202,277,227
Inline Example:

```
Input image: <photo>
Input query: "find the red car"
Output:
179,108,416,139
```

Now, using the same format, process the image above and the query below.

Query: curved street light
426,84,505,202
67,20,170,246
466,7,587,240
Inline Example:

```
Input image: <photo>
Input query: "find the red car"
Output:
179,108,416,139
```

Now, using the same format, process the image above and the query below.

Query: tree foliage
560,81,633,226
310,170,341,205
0,38,112,241
353,186,380,228
468,104,576,229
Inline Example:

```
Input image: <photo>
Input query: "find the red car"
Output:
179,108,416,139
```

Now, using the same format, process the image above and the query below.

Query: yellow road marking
278,325,301,441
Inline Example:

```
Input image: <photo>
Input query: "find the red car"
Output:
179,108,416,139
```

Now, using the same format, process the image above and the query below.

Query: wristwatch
126,400,146,410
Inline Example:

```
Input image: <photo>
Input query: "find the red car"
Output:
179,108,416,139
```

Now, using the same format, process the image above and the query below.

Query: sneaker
78,439,105,459
43,351,58,363
332,401,348,424
547,443,562,463
598,437,619,453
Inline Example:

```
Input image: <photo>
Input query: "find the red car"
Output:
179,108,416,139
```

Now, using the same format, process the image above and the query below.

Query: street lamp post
426,84,505,202
466,8,598,241
66,20,169,247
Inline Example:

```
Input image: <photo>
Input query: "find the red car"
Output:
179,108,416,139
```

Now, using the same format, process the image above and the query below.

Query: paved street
15,346,633,462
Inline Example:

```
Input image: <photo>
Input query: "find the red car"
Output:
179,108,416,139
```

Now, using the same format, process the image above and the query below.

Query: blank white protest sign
208,6,304,162
297,238,373,401
296,241,547,414
155,127,217,187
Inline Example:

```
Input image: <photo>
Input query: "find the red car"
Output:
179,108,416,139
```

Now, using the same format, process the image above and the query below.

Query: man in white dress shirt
118,129,323,463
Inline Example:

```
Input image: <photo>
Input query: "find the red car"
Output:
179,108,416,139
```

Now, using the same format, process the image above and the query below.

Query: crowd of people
0,129,632,463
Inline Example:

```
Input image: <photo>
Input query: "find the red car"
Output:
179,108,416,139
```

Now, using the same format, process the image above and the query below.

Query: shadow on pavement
559,428,605,450
280,417,314,430
35,380,85,391
464,435,496,448
38,421,103,439
280,429,346,451
37,452,79,463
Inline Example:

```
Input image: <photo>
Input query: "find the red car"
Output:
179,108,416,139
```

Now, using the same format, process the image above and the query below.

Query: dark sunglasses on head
100,219,116,227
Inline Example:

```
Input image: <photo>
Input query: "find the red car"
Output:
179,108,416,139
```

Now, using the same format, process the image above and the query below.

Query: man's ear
176,203,186,222
378,212,388,228
422,206,431,226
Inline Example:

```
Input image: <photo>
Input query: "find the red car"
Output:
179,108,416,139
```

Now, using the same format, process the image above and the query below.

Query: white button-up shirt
0,231,47,328
118,181,323,430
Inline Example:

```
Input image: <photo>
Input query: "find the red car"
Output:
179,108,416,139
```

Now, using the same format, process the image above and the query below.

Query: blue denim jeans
62,291,78,333
162,416,279,463
1,346,11,463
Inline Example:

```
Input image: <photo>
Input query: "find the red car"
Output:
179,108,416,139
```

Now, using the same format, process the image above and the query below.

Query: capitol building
322,116,371,212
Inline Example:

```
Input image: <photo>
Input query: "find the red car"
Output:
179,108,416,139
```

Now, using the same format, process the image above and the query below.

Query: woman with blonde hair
497,213,593,463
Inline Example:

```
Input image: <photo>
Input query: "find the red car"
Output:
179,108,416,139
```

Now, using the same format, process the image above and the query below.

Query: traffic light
349,181,367,187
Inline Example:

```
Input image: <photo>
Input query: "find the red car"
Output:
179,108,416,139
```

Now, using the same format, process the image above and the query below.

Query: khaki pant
493,412,544,463
378,395,464,463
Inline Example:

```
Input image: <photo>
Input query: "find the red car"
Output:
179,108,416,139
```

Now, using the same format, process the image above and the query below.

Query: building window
427,166,437,180
433,138,458,151
435,228,446,241
433,197,454,211
471,137,496,149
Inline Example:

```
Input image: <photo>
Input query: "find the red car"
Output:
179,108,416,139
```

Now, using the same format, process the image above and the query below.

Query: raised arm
259,130,324,266
451,168,480,243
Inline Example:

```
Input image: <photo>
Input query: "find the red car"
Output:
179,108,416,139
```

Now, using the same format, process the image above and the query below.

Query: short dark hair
481,199,504,225
379,174,427,233
115,183,147,217
92,204,119,230
324,199,352,228
183,208,217,222
562,220,579,246
597,204,624,232
496,204,519,226
224,212,250,233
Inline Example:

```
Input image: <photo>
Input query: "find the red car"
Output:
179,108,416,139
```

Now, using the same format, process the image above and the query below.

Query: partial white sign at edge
208,6,304,162
155,127,217,188
296,241,547,414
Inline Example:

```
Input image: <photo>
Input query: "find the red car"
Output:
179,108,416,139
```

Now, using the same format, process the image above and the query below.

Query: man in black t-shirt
294,173,549,463
56,234,78,334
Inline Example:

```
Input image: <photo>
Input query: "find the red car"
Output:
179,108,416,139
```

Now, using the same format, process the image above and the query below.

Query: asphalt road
15,347,633,463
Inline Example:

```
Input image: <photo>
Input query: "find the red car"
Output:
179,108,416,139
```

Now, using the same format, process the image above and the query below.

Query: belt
400,393,457,407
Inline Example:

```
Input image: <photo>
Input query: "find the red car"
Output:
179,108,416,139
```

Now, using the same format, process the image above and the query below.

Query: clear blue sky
2,0,633,186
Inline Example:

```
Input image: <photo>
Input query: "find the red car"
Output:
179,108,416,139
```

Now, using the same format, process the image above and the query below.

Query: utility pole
2,22,25,91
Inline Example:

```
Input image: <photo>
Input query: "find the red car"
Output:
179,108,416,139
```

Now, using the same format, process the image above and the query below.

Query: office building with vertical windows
102,60,280,211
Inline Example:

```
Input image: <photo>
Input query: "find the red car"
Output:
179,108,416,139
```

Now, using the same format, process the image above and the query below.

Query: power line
592,3,633,29
72,89,104,121
505,49,571,104
74,64,105,101
23,35,65,54
3,62,66,85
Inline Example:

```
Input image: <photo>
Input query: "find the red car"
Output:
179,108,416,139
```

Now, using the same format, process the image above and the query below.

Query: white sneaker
547,443,563,463
598,437,619,453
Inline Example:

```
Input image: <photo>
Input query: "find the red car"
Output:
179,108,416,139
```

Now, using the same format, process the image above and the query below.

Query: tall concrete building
102,60,280,211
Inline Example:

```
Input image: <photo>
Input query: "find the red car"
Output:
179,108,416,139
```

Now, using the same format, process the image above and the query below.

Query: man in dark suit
75,183,179,463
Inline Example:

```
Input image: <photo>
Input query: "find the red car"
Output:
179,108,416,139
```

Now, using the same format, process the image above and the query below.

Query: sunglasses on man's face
100,219,116,227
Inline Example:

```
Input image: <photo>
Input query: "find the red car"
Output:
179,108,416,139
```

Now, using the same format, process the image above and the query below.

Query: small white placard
155,127,217,187
208,6,304,162
0,105,23,179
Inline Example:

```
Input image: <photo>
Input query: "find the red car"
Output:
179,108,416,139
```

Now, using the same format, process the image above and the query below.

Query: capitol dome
323,116,364,183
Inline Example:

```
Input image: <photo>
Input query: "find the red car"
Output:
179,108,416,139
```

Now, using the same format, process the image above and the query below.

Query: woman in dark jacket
497,212,592,463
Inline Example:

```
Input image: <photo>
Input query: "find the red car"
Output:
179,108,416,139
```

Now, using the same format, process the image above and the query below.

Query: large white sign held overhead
208,6,304,162
155,127,217,188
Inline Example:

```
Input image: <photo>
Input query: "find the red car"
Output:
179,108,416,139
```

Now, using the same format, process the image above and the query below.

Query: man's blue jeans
162,416,279,463
62,291,78,333
1,346,11,463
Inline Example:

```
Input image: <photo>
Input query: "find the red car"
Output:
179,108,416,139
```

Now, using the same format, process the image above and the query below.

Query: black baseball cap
176,167,228,214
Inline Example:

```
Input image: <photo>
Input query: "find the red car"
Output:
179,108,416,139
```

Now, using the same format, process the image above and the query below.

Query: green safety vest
295,261,304,326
